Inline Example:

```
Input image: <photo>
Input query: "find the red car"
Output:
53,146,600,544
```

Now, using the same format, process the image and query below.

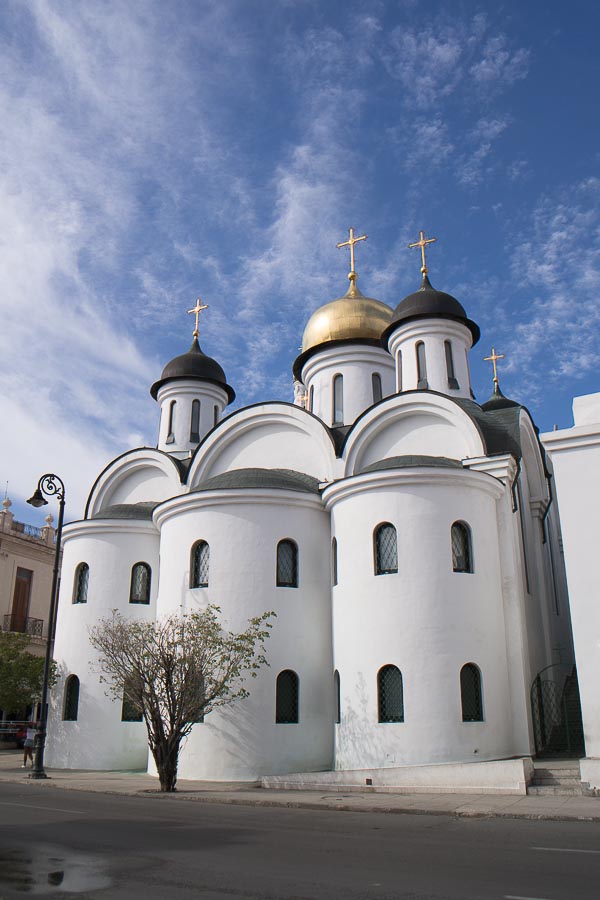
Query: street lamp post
27,473,66,779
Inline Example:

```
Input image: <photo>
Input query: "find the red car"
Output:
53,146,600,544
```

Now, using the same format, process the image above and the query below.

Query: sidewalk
1,750,599,823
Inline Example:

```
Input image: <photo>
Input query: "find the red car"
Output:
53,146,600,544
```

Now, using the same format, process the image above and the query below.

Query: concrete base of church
261,757,535,795
580,758,600,794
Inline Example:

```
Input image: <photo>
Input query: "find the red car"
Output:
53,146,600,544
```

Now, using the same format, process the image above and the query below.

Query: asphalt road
0,782,599,899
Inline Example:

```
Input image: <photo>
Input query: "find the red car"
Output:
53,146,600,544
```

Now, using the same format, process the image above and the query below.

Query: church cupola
292,228,395,426
480,348,520,411
382,231,480,399
150,298,235,457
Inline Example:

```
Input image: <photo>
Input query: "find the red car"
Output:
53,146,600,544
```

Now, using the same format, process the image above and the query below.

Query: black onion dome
150,337,235,402
481,382,521,412
382,274,480,346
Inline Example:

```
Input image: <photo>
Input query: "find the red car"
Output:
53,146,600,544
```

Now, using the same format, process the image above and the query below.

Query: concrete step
527,785,582,796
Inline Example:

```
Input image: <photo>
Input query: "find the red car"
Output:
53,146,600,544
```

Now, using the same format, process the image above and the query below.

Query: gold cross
187,297,209,338
484,347,505,385
408,230,437,275
337,227,367,280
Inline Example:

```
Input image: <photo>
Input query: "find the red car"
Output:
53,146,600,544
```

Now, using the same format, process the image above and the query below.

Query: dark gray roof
382,274,480,346
192,468,321,494
360,455,462,475
481,383,521,412
90,502,160,521
150,336,235,402
454,397,522,459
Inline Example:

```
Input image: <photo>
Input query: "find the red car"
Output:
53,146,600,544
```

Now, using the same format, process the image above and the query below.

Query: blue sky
1,0,599,524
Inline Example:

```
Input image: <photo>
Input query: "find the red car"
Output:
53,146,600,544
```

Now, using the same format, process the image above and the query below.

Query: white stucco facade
45,270,583,784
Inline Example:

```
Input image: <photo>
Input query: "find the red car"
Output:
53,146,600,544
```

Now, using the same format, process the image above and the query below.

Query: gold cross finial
408,230,437,275
484,347,505,385
337,227,367,284
187,297,209,338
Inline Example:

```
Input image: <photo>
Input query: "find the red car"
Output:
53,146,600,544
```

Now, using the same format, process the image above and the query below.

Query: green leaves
0,632,56,715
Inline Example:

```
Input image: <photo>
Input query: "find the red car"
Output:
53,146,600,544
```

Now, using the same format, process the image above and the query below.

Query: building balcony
2,614,45,638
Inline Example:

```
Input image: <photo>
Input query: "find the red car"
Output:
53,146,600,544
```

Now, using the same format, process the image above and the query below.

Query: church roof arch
342,391,487,478
187,401,337,488
85,447,184,520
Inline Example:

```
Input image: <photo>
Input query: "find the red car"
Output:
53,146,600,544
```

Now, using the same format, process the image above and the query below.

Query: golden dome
301,280,393,353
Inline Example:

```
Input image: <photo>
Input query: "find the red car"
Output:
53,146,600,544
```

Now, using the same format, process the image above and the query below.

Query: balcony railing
2,614,44,638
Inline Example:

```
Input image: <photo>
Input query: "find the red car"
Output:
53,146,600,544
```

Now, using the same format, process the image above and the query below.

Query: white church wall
387,318,473,399
324,467,514,770
300,344,395,426
542,400,600,759
156,378,228,455
86,449,182,517
188,404,336,486
46,521,159,770
153,488,333,779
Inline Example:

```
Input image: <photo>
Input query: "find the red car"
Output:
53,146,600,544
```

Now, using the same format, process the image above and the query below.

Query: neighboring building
45,235,585,789
0,496,57,659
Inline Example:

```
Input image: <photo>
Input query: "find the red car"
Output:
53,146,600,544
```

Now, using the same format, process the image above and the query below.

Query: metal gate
530,664,585,758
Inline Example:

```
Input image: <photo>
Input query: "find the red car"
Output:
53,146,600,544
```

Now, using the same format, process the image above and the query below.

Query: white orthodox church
45,230,598,793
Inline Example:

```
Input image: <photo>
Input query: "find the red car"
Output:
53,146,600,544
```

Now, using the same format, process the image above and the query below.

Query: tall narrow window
63,675,80,721
332,374,343,425
372,372,383,403
277,539,298,587
308,385,314,412
276,670,299,723
377,665,404,723
451,522,473,573
416,342,428,389
332,537,338,586
166,400,176,444
397,350,403,393
460,663,483,721
11,567,32,633
213,405,219,427
374,523,398,575
73,563,89,604
121,677,143,722
445,340,459,389
190,400,200,442
334,670,341,724
190,541,210,588
129,563,151,604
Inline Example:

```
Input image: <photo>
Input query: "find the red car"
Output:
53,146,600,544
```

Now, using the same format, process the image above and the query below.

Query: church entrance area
530,664,585,758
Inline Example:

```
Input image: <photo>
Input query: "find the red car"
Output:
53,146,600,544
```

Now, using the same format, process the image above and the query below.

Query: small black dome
383,274,480,346
481,383,521,412
150,337,235,402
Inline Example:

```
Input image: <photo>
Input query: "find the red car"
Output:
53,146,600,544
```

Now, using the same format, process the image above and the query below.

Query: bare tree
88,605,273,791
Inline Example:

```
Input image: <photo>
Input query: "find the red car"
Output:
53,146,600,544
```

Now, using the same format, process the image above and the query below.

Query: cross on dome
484,347,505,386
187,297,209,338
408,230,437,275
337,227,367,286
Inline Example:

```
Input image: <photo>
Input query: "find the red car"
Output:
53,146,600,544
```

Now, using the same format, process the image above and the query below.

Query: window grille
63,675,80,721
451,522,473,573
377,665,404,722
460,663,483,721
416,341,428,389
129,563,151,604
374,523,398,575
190,400,200,442
277,539,298,587
166,400,176,444
276,670,299,723
190,541,210,588
121,680,143,722
445,340,459,389
73,563,89,604
372,372,383,403
332,374,343,425
334,670,341,724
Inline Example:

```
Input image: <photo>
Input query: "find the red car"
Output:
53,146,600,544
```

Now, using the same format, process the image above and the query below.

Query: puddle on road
0,846,110,894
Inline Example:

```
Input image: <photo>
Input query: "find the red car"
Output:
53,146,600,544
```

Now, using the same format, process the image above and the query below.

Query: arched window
445,340,459,389
121,677,143,722
372,372,383,403
190,400,200,442
416,341,428,389
332,374,343,425
377,665,404,723
213,405,219,427
332,537,338,586
277,539,298,587
308,385,314,412
334,670,341,724
460,663,483,721
374,523,398,575
72,563,89,604
63,675,80,721
129,563,151,604
166,400,176,444
397,350,403,392
276,670,299,723
451,522,473,573
190,541,210,588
